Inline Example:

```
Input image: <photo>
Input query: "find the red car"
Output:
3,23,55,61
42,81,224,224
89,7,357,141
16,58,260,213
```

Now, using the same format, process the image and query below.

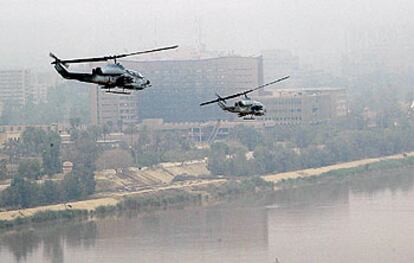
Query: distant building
137,118,276,143
261,50,299,84
122,56,263,122
0,124,64,145
90,87,139,129
0,70,31,111
0,70,56,114
257,88,347,125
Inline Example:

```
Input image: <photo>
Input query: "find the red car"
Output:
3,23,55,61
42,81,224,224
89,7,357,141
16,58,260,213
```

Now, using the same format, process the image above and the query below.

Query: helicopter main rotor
200,75,290,106
51,45,178,65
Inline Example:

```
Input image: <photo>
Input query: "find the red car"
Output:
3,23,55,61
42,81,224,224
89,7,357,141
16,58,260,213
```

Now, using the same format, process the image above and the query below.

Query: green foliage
17,159,42,180
208,123,414,178
0,209,88,229
61,173,81,201
1,176,36,208
132,130,207,167
230,125,263,150
0,159,8,180
18,127,62,175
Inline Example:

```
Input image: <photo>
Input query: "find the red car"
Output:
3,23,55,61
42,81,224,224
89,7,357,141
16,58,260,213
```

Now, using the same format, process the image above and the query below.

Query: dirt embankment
0,160,218,221
1,152,414,222
94,160,210,193
262,152,414,183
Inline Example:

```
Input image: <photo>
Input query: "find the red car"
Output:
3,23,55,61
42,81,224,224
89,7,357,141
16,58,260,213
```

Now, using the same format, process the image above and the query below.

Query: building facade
0,70,56,115
123,56,263,122
0,70,31,111
257,88,347,125
90,87,139,129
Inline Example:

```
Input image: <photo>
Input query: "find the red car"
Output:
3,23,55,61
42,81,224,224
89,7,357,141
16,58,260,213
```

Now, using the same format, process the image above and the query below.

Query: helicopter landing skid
105,90,131,95
243,116,255,120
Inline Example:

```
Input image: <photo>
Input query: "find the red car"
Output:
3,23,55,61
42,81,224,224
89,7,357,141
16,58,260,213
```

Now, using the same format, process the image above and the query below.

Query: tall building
0,70,31,111
261,50,299,84
90,87,139,129
122,56,263,122
257,88,347,125
0,70,56,114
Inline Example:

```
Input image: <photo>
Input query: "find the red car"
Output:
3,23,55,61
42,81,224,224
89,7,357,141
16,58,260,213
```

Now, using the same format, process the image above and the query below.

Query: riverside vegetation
0,76,413,226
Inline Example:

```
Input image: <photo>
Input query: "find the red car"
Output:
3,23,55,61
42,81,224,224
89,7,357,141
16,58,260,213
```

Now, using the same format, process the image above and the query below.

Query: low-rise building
257,88,347,124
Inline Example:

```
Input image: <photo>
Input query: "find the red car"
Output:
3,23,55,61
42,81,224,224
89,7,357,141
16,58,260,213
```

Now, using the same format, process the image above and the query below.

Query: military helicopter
200,76,290,119
49,45,178,95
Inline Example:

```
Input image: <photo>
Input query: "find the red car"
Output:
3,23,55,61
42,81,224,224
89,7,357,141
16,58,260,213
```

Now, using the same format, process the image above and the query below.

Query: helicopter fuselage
219,98,266,117
54,62,151,91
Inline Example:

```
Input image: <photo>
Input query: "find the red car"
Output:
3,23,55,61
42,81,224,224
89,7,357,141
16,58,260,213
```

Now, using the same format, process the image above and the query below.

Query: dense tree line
208,123,414,177
2,127,62,177
0,173,94,209
0,129,98,209
130,128,208,167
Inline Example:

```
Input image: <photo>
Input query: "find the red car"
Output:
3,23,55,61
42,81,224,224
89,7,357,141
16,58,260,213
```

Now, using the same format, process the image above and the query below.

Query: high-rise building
122,56,263,122
0,70,57,114
90,87,139,129
0,70,31,111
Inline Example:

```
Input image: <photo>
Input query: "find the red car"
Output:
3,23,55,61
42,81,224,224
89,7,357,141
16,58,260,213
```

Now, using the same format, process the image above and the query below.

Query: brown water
1,168,414,263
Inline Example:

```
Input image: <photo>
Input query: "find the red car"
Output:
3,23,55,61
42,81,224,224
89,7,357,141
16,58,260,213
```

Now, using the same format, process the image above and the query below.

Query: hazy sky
0,0,413,70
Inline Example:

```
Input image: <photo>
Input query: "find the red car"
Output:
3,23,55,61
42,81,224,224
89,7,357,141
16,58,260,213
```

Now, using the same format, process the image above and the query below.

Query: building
137,118,276,143
122,56,263,122
257,88,347,125
0,70,31,111
261,50,299,84
0,70,57,114
90,87,139,129
0,124,65,145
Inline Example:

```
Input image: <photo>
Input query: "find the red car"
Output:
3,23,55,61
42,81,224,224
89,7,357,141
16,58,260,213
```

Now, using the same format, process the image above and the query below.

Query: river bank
1,151,413,229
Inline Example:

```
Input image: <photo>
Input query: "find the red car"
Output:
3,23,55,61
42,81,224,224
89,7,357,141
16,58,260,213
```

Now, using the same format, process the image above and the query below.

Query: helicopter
49,45,178,95
200,76,290,119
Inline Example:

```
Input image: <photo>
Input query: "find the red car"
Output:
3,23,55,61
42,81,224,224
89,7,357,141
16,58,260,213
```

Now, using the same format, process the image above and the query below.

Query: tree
42,131,62,175
40,180,60,204
0,160,7,180
61,173,81,201
68,131,98,197
230,125,263,150
1,176,37,208
17,159,42,180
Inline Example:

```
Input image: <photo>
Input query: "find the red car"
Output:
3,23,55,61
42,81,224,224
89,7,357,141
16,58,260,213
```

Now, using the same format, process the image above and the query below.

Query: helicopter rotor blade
200,76,289,106
250,75,290,93
52,45,179,64
114,45,178,59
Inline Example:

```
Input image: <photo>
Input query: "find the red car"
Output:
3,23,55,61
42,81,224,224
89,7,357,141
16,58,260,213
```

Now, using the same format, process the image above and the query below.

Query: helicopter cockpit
236,100,253,107
126,69,144,79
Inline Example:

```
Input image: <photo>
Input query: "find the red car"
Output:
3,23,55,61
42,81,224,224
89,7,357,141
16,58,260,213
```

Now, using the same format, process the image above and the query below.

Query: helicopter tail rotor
49,53,68,68
215,93,226,104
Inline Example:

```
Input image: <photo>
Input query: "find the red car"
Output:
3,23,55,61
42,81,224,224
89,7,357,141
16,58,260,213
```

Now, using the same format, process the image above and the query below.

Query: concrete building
123,56,263,122
0,70,31,111
0,70,56,114
261,50,299,85
90,87,139,129
137,118,276,143
0,124,65,145
257,88,347,125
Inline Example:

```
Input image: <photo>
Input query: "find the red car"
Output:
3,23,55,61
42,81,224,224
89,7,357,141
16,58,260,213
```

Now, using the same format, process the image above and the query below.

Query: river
1,167,414,263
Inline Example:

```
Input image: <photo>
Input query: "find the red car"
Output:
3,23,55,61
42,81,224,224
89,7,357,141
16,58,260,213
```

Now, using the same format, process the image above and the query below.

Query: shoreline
1,151,413,229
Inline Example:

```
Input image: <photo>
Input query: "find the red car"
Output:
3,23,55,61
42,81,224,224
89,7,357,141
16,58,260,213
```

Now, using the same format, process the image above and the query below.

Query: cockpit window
126,70,143,78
